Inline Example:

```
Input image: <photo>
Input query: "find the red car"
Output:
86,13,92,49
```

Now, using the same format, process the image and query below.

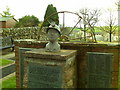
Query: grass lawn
1,76,16,88
119,65,120,89
0,59,14,67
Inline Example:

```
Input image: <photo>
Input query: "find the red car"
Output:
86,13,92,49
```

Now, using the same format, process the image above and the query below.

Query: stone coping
24,49,77,60
14,39,120,48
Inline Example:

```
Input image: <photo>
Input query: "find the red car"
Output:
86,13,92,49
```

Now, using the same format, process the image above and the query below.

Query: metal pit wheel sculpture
39,11,82,42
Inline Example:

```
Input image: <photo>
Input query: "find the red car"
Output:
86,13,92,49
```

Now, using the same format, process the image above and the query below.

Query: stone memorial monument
22,22,77,88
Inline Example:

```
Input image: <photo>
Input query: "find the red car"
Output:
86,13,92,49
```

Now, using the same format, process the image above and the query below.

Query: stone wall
14,39,120,88
2,27,47,40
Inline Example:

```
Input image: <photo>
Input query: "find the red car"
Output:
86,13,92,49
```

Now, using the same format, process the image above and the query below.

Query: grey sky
0,0,118,26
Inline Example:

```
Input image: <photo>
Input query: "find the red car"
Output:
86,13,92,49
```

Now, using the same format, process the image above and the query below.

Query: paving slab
0,72,15,82
1,52,15,60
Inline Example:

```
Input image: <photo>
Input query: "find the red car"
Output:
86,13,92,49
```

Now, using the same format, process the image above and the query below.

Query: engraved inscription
87,52,112,88
88,75,110,88
27,62,62,88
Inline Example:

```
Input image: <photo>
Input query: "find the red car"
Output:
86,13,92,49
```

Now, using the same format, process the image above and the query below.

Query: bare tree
78,8,89,41
78,8,101,42
116,0,120,10
100,9,117,42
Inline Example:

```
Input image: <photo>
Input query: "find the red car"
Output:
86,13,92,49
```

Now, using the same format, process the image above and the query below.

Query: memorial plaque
87,52,113,88
88,75,110,88
19,48,34,87
27,62,63,88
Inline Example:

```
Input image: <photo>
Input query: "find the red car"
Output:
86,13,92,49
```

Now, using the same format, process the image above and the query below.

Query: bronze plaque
27,62,63,88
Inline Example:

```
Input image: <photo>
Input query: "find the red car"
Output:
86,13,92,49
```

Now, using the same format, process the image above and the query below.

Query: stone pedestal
23,49,77,88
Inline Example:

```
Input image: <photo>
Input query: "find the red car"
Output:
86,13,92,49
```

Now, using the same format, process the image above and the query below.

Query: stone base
23,49,77,88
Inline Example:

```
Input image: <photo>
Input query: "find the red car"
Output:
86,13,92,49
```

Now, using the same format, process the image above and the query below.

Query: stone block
23,49,77,88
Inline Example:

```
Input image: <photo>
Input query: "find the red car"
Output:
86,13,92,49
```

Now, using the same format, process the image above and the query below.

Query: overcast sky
0,0,118,26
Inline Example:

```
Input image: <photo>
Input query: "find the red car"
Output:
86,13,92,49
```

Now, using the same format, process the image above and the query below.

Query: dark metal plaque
88,75,110,88
87,52,113,88
27,63,63,88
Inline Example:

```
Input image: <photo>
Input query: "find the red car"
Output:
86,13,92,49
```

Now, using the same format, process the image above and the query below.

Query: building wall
0,21,6,28
14,40,120,88
6,19,16,28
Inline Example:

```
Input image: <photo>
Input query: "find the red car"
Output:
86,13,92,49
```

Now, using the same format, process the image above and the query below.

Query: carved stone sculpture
45,22,61,52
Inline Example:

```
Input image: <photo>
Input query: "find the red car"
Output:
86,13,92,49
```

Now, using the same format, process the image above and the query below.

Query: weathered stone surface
2,27,47,40
24,49,77,60
23,49,77,88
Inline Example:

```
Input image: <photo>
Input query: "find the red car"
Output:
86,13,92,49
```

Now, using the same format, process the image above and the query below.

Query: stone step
0,72,15,82
0,63,15,79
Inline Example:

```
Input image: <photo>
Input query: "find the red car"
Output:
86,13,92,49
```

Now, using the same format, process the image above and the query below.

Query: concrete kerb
0,72,15,82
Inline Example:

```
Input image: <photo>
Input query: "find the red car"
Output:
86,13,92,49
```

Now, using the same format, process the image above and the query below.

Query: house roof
0,17,17,22
94,32,103,35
